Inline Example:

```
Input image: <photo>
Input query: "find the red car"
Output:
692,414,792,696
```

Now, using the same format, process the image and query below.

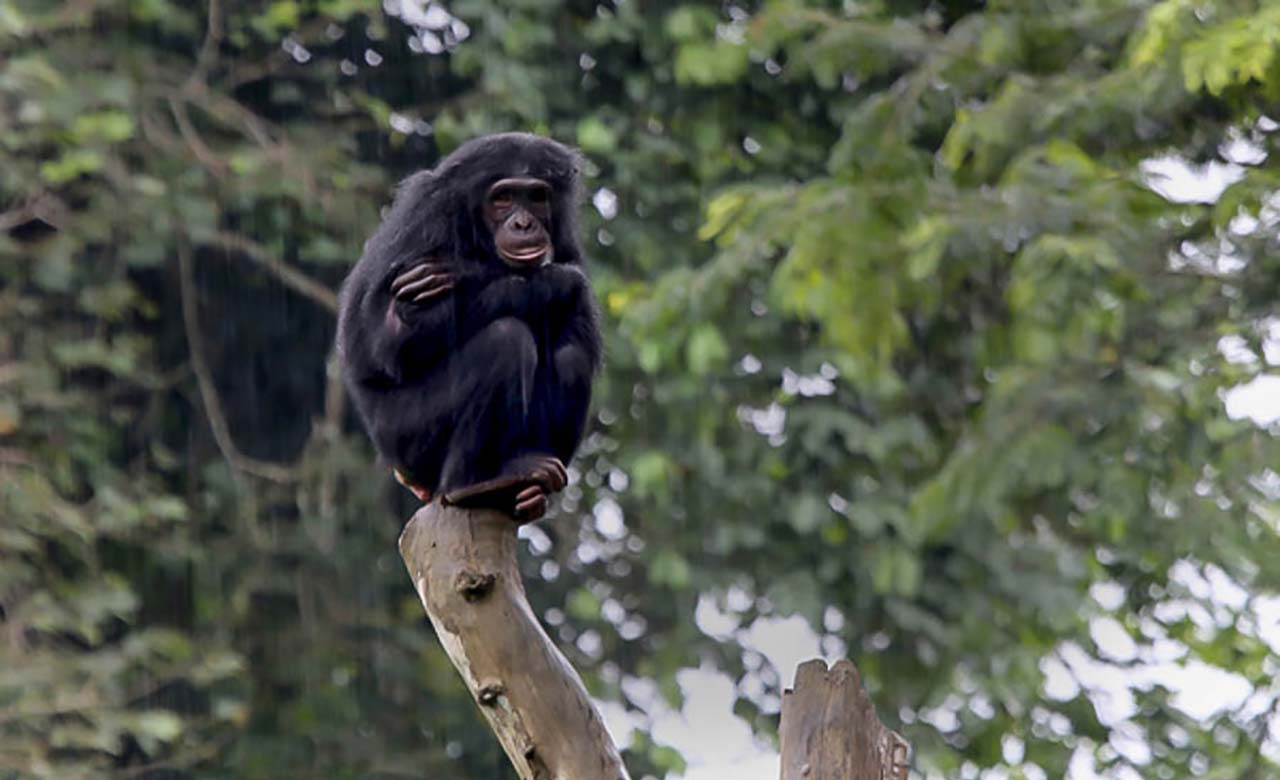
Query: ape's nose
512,212,534,232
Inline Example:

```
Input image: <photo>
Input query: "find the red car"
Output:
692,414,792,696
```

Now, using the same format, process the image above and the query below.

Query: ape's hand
391,257,456,304
535,262,588,300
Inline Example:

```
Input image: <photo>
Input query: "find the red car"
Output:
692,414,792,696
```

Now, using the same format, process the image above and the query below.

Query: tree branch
188,0,223,86
317,348,345,519
203,230,339,313
167,97,229,179
175,236,299,484
399,504,630,780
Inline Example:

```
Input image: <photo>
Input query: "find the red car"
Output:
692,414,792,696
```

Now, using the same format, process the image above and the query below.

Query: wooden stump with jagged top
779,659,910,780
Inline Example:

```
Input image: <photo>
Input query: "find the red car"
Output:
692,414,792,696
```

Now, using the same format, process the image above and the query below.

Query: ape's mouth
498,241,552,267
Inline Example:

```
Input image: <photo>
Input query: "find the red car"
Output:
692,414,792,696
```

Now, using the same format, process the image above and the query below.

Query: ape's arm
394,267,538,367
348,258,536,381
386,259,598,373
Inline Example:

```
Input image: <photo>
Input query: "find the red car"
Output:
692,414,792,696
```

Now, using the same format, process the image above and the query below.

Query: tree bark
779,659,909,780
399,503,630,780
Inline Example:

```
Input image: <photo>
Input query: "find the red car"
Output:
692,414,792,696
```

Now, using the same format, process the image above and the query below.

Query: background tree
1,1,1278,779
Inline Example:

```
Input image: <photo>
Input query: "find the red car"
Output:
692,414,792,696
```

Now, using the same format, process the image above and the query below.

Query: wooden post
779,659,910,780
399,503,630,780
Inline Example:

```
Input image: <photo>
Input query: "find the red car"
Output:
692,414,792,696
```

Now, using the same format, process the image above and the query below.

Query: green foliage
2,0,1279,778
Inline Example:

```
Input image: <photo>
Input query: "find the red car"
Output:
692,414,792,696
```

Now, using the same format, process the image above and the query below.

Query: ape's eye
492,191,513,208
529,187,549,204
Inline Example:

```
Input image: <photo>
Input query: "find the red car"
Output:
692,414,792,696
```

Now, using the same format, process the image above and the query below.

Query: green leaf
665,7,715,42
39,149,103,182
674,42,749,86
577,117,618,154
902,216,951,281
650,551,691,588
567,588,602,621
72,111,135,143
789,494,826,534
686,324,729,375
630,451,673,498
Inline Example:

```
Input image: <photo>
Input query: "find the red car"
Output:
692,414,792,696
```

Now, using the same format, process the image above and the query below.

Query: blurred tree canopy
2,1,1279,779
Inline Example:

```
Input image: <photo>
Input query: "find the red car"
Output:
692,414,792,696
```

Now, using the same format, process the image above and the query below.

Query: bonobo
337,133,601,521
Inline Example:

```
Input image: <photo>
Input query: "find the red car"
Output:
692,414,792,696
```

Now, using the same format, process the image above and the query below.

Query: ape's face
483,177,554,268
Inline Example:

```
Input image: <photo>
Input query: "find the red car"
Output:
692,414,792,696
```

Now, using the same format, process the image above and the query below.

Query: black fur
337,133,601,499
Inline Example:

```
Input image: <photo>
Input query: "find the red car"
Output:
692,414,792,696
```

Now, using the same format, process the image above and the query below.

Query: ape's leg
437,317,566,520
538,341,596,467
438,316,536,489
456,331,593,519
356,379,451,503
526,268,600,468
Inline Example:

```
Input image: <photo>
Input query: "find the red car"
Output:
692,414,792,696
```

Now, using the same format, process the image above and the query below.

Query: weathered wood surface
399,503,630,780
779,659,910,780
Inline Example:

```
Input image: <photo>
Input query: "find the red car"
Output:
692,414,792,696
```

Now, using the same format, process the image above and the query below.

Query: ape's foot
442,454,568,522
393,468,432,503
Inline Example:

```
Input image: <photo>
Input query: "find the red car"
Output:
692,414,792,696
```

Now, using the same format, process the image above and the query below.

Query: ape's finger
391,262,449,293
515,493,548,520
412,282,455,303
390,267,429,293
395,273,451,296
542,468,566,492
535,457,567,491
550,457,568,486
397,275,455,301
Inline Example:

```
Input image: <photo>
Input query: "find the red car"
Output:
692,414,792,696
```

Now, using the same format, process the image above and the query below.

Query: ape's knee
553,343,593,388
472,317,537,378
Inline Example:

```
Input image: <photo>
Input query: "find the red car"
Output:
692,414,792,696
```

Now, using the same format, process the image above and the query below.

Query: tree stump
779,659,910,780
399,503,630,780
399,504,908,780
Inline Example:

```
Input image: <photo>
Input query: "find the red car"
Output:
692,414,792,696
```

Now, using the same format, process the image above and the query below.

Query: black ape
337,133,601,521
